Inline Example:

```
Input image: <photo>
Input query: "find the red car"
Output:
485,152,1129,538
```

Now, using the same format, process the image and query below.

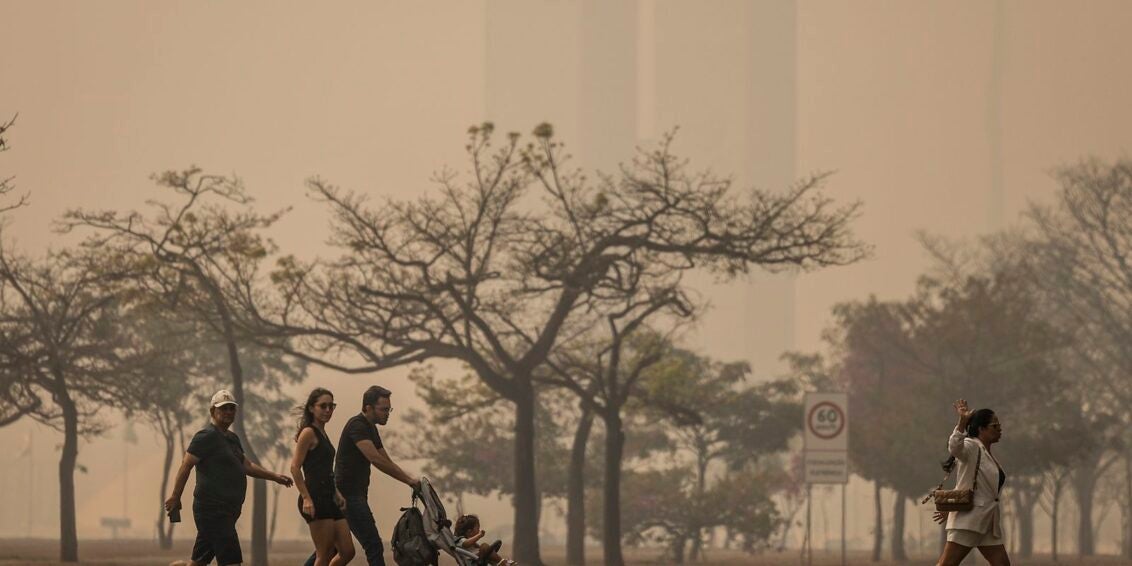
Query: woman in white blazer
933,399,1010,566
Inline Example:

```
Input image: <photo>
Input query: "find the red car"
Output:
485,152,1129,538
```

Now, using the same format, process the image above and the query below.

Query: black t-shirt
187,423,246,509
335,413,383,496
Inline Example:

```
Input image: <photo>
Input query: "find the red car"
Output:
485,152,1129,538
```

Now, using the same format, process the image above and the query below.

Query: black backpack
392,503,438,566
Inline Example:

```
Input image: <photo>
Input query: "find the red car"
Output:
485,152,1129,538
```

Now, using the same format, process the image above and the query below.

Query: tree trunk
671,534,687,564
1124,449,1132,560
157,425,176,549
776,500,799,551
269,479,281,548
1011,481,1039,558
689,535,704,563
216,300,270,566
601,410,625,566
252,478,267,559
202,271,270,566
57,389,79,562
1016,495,1034,558
688,442,709,563
566,406,594,566
1051,476,1061,562
511,380,544,565
873,481,883,562
891,493,907,562
1072,464,1098,556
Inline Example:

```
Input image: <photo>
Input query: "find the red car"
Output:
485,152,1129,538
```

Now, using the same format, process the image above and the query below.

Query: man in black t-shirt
304,385,418,566
165,390,293,566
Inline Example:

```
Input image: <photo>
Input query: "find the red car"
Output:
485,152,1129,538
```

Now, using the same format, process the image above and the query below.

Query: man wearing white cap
165,389,294,566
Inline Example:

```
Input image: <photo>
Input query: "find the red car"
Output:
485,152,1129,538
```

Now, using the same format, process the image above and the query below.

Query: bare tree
397,365,579,526
150,388,192,549
117,307,237,550
243,124,865,564
60,168,290,566
0,242,159,562
562,391,597,566
1038,466,1072,562
537,251,694,566
0,114,29,214
544,324,801,565
0,114,37,424
243,386,300,550
126,313,204,549
543,329,677,566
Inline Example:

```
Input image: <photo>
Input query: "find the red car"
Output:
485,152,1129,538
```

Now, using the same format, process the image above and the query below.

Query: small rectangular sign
804,450,848,484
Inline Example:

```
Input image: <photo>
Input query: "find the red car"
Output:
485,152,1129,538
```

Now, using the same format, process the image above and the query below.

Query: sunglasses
316,402,337,410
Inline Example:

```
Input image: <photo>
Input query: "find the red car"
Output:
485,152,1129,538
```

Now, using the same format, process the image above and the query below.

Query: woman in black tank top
290,388,355,565
298,426,338,520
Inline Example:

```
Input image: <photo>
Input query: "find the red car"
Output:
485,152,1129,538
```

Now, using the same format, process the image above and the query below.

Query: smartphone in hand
168,507,181,523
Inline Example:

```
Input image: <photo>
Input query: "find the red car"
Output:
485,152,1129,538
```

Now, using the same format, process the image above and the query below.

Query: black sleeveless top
302,426,336,493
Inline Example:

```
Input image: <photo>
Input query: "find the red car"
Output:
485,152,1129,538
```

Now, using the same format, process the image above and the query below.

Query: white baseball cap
210,389,239,408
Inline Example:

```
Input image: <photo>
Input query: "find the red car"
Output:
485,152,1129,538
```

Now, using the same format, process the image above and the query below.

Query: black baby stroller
392,476,511,566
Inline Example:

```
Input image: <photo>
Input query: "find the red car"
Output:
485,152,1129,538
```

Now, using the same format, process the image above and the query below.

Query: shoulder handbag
921,446,981,512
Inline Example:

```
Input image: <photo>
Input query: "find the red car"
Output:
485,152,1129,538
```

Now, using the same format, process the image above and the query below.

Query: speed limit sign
805,393,848,484
808,401,846,440
802,393,849,564
804,393,848,451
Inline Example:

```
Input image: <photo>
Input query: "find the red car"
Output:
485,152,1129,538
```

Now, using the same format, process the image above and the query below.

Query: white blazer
944,427,1004,536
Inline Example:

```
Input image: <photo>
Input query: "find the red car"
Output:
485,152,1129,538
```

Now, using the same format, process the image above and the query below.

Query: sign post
804,392,849,566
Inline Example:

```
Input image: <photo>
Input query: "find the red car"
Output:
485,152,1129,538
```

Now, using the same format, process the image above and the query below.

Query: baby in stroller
454,514,517,566
396,477,517,566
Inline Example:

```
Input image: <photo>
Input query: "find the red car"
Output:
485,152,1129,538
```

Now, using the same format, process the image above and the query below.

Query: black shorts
191,502,242,565
298,488,345,523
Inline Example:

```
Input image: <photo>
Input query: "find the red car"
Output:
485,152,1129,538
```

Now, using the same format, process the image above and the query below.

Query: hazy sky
3,0,1132,552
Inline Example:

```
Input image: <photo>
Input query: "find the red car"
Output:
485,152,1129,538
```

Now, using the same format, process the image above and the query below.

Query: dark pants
304,494,385,566
191,502,243,566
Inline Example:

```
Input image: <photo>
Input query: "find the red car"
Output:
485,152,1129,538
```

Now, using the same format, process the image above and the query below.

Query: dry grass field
1,539,1129,566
